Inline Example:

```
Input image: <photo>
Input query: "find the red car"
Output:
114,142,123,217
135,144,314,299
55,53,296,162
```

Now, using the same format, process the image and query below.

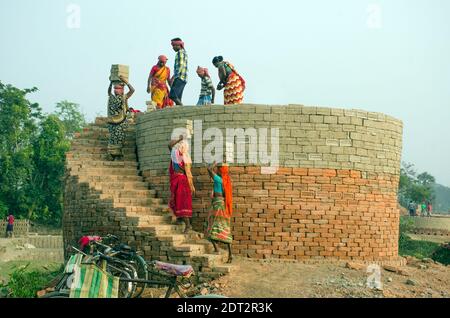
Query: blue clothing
169,78,187,102
172,162,184,174
197,95,212,106
213,175,223,194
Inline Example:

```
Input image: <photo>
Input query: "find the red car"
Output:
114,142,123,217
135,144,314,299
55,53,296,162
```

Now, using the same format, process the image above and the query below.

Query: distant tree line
0,81,86,226
398,162,435,208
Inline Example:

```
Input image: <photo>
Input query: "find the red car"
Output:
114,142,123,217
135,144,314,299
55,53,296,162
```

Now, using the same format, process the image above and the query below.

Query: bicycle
91,235,148,298
41,245,136,298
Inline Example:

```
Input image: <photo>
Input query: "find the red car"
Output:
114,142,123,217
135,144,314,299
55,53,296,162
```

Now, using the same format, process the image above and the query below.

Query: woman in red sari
147,55,174,109
168,136,195,233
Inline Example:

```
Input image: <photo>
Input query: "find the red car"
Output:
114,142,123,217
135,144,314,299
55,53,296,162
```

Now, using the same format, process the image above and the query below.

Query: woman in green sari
106,75,135,160
205,162,233,263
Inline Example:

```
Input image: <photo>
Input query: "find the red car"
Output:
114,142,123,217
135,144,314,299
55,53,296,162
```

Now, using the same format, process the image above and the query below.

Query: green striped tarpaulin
69,264,119,298
64,253,84,273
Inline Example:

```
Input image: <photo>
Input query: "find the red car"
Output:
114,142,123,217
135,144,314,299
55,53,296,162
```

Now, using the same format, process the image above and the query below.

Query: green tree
417,172,436,186
28,115,70,225
54,100,86,139
0,82,82,226
0,81,42,219
398,162,435,207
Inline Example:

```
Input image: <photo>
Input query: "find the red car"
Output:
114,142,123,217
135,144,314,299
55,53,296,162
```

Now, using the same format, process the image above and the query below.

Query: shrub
0,263,62,298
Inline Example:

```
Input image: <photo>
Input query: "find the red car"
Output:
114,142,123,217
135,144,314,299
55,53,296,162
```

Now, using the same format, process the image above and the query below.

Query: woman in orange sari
212,56,245,105
205,162,233,263
147,55,174,109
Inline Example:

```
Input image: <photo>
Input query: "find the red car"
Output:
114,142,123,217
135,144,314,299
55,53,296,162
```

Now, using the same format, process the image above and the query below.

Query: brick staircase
63,117,233,282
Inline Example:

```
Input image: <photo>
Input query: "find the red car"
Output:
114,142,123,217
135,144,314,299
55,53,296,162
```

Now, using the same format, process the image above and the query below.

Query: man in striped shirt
169,38,188,106
196,66,215,105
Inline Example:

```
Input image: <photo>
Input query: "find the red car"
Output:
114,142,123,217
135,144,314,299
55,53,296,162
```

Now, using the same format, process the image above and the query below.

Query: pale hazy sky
1,0,449,185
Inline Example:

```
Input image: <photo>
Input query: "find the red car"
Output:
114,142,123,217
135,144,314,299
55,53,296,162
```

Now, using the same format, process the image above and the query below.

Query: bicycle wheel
107,264,134,298
130,255,148,298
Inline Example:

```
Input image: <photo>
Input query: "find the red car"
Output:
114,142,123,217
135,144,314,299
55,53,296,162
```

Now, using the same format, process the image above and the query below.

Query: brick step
99,190,156,199
77,132,136,141
71,167,139,176
94,117,109,125
123,206,165,214
126,214,172,224
112,197,163,205
91,182,152,191
69,146,136,154
138,223,184,233
88,118,134,126
83,125,135,134
67,160,138,169
79,126,135,134
66,153,137,161
172,243,208,255
113,199,163,209
72,138,136,147
183,240,217,255
125,207,170,218
78,175,144,182
192,253,227,268
157,234,186,245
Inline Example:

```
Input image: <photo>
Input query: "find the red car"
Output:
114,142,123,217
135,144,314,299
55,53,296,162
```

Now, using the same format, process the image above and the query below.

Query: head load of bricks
63,104,404,281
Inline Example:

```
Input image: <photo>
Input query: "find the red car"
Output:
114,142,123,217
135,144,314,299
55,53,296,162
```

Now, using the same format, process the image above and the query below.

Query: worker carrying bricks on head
205,162,234,263
5,213,14,238
106,72,135,161
168,135,195,233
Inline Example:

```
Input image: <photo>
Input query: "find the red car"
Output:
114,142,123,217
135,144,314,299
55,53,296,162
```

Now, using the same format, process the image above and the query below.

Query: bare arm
147,72,152,94
185,164,196,195
217,66,227,90
206,162,217,179
120,75,135,99
219,66,227,84
167,68,172,88
211,85,216,104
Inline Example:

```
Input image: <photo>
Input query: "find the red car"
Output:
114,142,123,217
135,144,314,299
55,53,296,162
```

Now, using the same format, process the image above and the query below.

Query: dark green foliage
398,162,435,208
28,115,70,225
431,244,450,265
399,234,440,259
0,82,41,220
398,216,450,265
55,100,87,139
0,81,86,224
0,263,62,298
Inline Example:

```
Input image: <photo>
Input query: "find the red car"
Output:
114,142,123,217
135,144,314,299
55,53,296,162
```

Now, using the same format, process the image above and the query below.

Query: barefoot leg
226,243,233,263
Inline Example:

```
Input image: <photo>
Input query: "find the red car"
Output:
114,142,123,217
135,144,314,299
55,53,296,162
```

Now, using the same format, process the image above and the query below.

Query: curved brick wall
136,104,403,263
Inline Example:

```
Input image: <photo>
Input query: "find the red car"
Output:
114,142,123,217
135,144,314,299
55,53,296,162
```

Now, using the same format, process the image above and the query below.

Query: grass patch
399,235,440,259
431,244,450,265
398,216,450,265
0,263,63,298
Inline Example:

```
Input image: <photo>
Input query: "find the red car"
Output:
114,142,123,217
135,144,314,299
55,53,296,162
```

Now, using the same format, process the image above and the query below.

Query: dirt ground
0,238,62,285
204,257,450,298
1,235,448,298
